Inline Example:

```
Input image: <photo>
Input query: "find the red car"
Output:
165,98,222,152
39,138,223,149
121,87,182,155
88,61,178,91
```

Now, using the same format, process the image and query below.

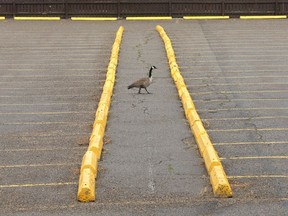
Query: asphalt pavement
0,19,287,215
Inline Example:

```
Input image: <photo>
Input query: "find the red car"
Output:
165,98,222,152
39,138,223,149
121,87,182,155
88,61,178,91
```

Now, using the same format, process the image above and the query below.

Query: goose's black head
149,66,157,77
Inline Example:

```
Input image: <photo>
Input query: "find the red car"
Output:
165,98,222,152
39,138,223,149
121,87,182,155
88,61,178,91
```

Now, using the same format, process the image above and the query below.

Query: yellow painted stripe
0,16,5,20
203,116,288,121
156,25,232,198
228,175,288,179
209,128,288,132
0,182,76,188
14,17,61,21
1,121,89,125
0,147,85,152
195,98,288,102
214,141,288,146
240,15,287,19
71,17,117,21
199,107,288,112
126,16,172,20
221,156,288,160
0,163,77,169
0,111,89,115
183,16,229,20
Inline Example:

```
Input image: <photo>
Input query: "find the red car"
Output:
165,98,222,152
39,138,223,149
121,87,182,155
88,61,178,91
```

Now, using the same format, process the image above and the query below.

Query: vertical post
169,0,172,17
275,0,278,15
64,0,68,19
13,0,16,17
221,0,225,16
117,0,120,18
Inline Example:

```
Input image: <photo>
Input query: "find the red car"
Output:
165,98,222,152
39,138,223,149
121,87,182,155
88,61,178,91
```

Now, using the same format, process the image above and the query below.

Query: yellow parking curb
156,25,232,198
240,15,287,19
77,26,124,202
71,17,117,21
0,17,5,20
14,17,60,21
183,16,229,20
126,16,172,20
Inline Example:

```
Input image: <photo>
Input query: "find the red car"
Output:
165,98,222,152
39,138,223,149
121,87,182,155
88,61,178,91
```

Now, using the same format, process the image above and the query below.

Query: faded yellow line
0,163,78,169
0,147,85,152
203,116,288,122
214,141,288,146
188,82,288,87
179,59,288,63
1,121,89,125
181,64,288,68
194,98,288,102
185,75,288,80
6,68,97,71
192,90,288,96
199,107,288,112
0,111,90,115
0,182,77,188
1,75,95,78
180,68,288,73
0,94,94,98
0,102,90,106
228,175,288,179
0,133,89,138
177,54,288,58
0,86,102,91
208,128,288,132
178,50,288,54
221,156,288,160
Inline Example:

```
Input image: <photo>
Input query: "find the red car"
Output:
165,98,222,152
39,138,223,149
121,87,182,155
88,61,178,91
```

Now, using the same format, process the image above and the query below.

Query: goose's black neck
149,67,153,78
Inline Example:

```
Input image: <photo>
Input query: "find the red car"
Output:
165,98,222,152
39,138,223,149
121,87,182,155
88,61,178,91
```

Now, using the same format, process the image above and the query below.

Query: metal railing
0,0,287,18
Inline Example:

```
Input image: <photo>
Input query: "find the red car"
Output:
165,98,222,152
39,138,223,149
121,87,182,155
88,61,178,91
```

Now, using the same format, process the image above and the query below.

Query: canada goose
127,66,157,94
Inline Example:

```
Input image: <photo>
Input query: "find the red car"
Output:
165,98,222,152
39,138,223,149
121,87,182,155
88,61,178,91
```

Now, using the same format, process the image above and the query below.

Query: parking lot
0,19,287,215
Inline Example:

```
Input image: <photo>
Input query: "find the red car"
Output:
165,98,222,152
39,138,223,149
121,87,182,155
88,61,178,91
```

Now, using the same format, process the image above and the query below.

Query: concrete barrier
126,17,172,20
156,25,232,198
71,17,117,21
183,16,229,20
240,15,287,19
77,26,124,202
14,17,60,21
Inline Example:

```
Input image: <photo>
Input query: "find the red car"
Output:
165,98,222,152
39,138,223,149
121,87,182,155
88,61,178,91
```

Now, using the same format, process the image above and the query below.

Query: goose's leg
138,87,142,94
144,87,150,94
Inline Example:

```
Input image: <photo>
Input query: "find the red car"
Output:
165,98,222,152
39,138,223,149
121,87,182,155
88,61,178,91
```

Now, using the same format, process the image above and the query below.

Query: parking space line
208,128,288,132
221,156,288,160
0,94,95,98
0,163,78,169
187,82,288,87
184,75,288,80
203,116,288,121
228,175,288,179
198,107,288,112
0,102,91,106
214,141,288,146
0,182,77,188
0,147,85,152
0,121,89,125
0,111,90,115
0,133,89,138
195,99,288,103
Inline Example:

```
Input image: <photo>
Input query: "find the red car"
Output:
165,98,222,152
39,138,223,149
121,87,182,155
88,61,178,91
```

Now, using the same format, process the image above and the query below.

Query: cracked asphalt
0,19,287,215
